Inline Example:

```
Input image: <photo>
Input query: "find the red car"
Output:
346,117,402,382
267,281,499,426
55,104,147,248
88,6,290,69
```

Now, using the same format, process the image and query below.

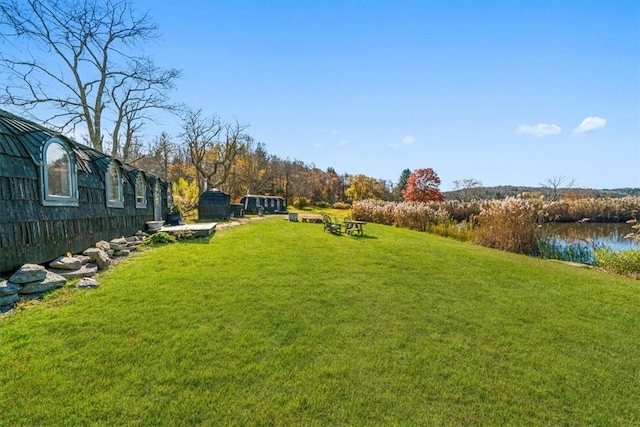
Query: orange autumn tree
402,168,444,202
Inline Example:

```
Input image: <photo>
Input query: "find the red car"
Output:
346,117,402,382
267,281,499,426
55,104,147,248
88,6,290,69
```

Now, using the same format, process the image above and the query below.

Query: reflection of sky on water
545,223,640,251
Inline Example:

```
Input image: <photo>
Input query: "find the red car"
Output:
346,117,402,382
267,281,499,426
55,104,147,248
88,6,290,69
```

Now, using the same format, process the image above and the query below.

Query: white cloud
572,116,607,136
515,123,562,137
401,136,416,145
389,135,416,149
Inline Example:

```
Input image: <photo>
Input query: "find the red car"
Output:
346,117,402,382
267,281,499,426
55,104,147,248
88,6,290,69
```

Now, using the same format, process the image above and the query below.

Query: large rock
83,247,110,270
109,237,128,251
9,264,47,284
48,263,98,279
49,256,82,271
112,249,130,257
96,240,111,251
19,271,67,294
76,277,100,289
0,280,22,296
74,254,92,265
0,293,19,306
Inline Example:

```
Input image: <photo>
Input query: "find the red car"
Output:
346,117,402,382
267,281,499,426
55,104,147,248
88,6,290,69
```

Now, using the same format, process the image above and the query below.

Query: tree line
0,0,449,210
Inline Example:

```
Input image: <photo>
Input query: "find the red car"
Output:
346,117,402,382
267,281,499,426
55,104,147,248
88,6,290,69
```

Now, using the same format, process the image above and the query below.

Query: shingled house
240,195,286,215
0,109,170,273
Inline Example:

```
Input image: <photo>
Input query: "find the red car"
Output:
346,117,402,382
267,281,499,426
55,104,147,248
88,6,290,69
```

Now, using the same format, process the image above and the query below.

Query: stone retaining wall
1,232,147,314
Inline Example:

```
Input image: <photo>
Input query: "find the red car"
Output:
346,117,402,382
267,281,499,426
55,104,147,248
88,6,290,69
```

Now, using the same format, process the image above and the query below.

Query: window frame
105,161,124,208
41,137,78,207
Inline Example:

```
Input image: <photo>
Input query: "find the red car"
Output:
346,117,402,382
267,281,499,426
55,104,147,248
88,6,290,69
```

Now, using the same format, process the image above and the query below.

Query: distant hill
443,186,640,201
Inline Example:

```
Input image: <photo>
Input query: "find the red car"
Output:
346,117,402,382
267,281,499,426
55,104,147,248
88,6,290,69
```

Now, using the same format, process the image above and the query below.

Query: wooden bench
300,214,323,223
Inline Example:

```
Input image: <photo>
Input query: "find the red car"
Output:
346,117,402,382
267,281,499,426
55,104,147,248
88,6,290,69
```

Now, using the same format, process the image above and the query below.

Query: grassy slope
0,217,638,426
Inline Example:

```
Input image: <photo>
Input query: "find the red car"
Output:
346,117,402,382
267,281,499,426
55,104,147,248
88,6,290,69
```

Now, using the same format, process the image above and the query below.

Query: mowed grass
1,217,639,425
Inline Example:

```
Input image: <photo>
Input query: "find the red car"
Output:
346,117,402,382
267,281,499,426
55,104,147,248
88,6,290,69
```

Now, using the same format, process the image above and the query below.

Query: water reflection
544,222,640,251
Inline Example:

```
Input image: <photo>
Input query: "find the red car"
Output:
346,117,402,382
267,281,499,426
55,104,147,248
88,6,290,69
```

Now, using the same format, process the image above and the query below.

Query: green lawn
1,217,638,425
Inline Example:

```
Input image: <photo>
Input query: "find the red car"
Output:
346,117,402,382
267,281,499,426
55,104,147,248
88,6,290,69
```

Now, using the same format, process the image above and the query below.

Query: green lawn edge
1,216,638,426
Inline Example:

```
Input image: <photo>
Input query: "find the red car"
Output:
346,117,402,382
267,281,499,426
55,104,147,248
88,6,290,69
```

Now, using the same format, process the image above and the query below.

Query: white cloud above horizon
572,116,607,136
389,135,416,149
515,123,562,137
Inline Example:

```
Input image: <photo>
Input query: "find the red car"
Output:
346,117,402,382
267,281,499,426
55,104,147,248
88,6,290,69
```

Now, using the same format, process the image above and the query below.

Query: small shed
198,189,230,220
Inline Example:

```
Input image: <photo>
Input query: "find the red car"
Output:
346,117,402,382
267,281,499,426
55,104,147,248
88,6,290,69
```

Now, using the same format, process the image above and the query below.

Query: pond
544,222,640,251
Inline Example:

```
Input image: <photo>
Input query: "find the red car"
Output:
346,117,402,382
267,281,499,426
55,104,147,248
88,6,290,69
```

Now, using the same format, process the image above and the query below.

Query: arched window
106,162,124,208
135,173,147,208
42,138,78,206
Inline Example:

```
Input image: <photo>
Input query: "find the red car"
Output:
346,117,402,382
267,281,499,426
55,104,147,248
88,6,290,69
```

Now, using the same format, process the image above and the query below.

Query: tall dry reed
470,197,545,255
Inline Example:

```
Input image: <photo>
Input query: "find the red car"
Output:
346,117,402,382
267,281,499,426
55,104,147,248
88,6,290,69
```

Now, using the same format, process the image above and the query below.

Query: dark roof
243,194,284,199
0,109,157,183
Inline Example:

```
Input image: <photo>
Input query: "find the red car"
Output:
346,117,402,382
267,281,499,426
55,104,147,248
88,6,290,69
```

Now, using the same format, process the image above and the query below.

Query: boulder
9,264,47,284
49,256,82,271
74,254,92,265
0,293,19,306
112,249,130,257
109,237,128,251
19,271,66,294
76,277,100,289
1,304,15,314
83,247,110,270
96,240,111,251
0,280,21,296
135,231,149,239
48,263,98,279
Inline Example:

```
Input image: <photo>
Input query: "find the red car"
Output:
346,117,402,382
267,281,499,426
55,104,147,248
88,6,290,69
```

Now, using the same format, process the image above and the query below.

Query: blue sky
139,1,637,189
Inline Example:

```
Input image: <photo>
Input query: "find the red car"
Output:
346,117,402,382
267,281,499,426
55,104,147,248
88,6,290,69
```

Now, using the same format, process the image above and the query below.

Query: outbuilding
240,195,286,215
0,109,170,273
198,189,231,220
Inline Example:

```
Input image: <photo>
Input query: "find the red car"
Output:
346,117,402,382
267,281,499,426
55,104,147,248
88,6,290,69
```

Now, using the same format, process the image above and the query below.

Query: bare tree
541,175,576,201
180,109,249,191
452,178,484,202
146,131,174,179
0,0,180,153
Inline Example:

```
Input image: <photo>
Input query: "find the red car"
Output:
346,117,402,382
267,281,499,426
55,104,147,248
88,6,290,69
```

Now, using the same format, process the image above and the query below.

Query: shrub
170,204,183,216
314,201,331,209
171,177,199,217
293,197,311,210
594,247,640,278
332,201,351,210
146,231,176,244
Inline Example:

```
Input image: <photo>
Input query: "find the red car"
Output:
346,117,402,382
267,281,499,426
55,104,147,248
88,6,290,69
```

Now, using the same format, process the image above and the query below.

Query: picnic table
343,219,367,235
